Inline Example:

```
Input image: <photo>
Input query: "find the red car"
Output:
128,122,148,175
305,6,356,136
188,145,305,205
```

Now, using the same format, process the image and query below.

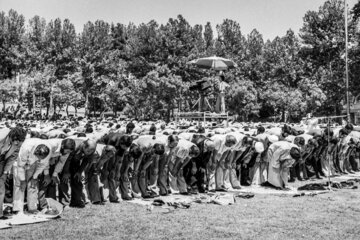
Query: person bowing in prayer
267,141,301,190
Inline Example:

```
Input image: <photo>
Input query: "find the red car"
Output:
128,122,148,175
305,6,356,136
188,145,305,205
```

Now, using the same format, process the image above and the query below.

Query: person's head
8,126,27,145
307,138,318,149
30,131,40,139
149,124,156,135
34,144,50,160
204,139,215,152
85,127,93,133
242,136,253,148
100,145,116,161
323,128,334,138
289,147,301,162
152,143,165,155
129,144,142,160
63,128,71,134
257,126,265,134
197,126,205,134
329,138,338,146
82,139,97,156
118,135,133,151
189,145,200,158
282,132,289,138
167,135,179,149
254,141,265,153
39,134,49,140
126,122,135,134
345,123,354,133
60,138,76,155
77,133,87,138
225,135,237,148
57,133,67,139
294,136,305,147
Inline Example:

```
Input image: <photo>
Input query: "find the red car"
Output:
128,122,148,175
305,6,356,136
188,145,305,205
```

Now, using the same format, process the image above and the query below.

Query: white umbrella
187,56,237,71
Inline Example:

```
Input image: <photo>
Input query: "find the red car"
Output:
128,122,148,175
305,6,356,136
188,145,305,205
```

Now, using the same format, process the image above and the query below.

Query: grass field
2,183,360,240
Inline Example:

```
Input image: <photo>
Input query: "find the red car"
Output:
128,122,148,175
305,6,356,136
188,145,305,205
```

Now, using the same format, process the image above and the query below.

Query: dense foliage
0,0,359,121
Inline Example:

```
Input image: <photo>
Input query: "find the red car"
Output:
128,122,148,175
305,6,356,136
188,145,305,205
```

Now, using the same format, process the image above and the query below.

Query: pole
327,117,331,190
345,0,351,123
49,80,54,118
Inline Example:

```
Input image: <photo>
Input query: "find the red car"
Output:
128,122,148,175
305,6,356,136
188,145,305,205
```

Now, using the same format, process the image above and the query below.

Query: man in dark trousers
37,138,76,210
101,133,132,202
63,139,98,208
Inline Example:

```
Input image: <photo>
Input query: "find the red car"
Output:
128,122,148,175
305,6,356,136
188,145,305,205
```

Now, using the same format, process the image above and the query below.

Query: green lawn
2,185,360,240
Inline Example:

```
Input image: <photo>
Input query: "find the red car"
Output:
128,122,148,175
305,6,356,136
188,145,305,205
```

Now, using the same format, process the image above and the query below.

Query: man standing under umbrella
187,56,237,114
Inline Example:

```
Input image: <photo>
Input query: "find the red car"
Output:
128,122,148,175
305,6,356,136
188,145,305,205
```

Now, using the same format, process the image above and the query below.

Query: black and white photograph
1,0,360,239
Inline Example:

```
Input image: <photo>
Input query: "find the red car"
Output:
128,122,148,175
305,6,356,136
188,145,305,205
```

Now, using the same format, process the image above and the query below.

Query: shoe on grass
27,210,39,214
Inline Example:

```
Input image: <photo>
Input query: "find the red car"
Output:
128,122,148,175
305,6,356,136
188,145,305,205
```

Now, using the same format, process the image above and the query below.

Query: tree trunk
2,100,5,112
113,105,117,117
32,91,36,113
66,104,69,117
49,81,54,118
84,91,89,118
92,97,96,119
46,105,49,118
166,104,171,123
39,93,43,117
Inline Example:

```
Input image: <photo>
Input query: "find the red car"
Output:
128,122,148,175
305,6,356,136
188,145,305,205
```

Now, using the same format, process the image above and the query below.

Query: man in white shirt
155,135,179,196
129,135,165,198
267,141,301,189
208,134,237,192
13,139,51,213
168,139,200,194
0,127,27,219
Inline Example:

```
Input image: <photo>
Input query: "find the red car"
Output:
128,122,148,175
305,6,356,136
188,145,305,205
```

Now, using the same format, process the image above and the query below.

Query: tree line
1,0,360,122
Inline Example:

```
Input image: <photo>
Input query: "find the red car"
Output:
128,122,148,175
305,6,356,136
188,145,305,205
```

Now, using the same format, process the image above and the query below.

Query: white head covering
254,142,265,153
268,135,279,143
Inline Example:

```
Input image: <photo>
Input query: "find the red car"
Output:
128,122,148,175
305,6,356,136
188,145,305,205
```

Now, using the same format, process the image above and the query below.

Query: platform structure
175,111,229,124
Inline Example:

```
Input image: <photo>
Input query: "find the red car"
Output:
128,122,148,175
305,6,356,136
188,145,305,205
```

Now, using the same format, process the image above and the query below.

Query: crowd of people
0,116,359,219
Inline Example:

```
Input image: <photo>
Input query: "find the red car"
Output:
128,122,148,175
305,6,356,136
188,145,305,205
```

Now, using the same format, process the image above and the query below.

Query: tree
78,20,111,117
0,9,26,79
0,79,19,111
226,79,258,121
23,15,47,74
300,0,348,115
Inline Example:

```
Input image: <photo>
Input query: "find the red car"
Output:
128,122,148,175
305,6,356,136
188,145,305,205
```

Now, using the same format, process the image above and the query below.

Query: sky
1,0,358,41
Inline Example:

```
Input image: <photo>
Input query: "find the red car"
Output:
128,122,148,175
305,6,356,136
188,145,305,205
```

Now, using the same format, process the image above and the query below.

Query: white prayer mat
232,185,329,196
127,173,360,208
332,172,360,181
0,222,12,229
128,192,237,207
0,198,64,230
0,213,50,229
